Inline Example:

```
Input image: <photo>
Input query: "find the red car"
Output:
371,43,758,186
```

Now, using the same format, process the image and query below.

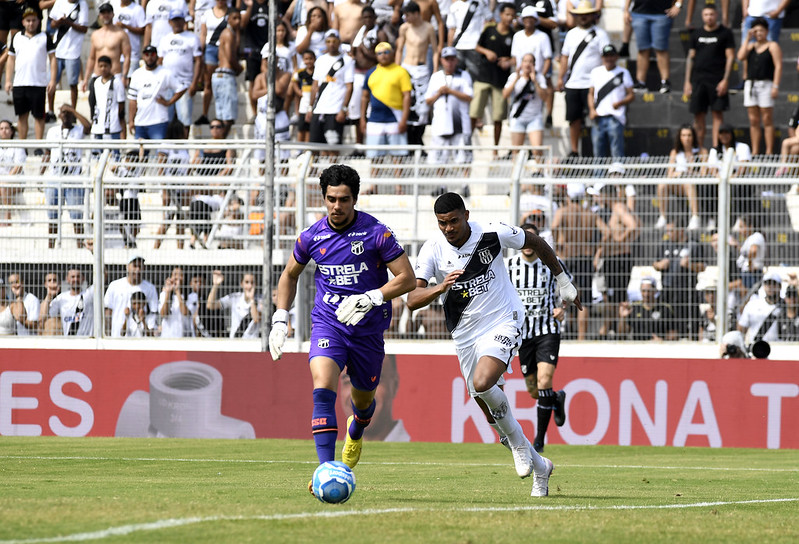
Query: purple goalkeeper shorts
309,322,385,392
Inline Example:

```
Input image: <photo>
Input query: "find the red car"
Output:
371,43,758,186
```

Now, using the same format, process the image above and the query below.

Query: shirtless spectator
551,186,598,340
213,9,242,136
332,0,364,45
115,0,146,83
82,3,131,92
38,271,62,336
413,0,446,51
396,1,437,146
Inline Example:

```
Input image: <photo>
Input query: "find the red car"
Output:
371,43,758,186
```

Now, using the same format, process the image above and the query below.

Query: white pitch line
1,499,797,544
1,455,798,473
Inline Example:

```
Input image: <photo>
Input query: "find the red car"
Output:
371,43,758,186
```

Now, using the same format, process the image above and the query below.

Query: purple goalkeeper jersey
294,210,405,334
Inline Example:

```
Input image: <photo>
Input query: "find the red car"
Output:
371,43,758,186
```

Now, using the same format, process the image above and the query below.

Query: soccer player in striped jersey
408,192,581,497
506,223,569,454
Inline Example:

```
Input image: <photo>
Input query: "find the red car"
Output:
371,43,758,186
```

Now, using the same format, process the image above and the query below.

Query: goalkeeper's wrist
555,272,570,288
272,309,289,326
365,289,384,306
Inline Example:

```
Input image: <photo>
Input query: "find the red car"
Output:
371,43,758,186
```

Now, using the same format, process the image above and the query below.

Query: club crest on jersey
350,241,364,255
478,248,492,265
317,338,329,348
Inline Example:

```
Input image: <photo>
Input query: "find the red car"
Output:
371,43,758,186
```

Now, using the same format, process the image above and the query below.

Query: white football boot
531,457,554,497
511,440,534,478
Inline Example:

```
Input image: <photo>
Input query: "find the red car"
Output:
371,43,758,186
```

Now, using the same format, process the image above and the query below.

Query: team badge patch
479,248,492,265
318,338,329,348
350,241,364,255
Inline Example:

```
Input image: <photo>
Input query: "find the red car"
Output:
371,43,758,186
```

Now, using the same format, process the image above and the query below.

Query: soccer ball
312,461,356,504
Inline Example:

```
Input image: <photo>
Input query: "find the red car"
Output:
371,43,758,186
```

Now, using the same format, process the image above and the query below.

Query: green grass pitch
1,438,798,543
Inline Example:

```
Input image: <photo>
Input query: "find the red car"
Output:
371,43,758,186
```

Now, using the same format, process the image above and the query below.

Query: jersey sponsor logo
494,334,514,348
311,417,328,426
317,338,329,348
313,233,333,241
322,292,343,305
350,240,364,255
451,269,495,298
319,262,369,286
347,231,367,237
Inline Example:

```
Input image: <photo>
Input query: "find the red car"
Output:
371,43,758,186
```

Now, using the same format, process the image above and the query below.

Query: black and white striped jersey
506,254,568,338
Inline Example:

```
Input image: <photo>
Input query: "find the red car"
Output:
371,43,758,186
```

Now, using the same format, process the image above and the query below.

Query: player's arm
270,255,306,360
382,253,417,301
521,230,583,310
406,271,463,311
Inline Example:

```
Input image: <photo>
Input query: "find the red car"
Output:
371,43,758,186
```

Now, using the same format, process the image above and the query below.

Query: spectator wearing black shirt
625,0,680,94
618,277,678,341
241,0,270,114
471,2,515,151
778,285,799,342
684,3,735,148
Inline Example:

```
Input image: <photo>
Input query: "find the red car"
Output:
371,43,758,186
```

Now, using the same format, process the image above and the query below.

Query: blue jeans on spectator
135,122,169,140
592,115,625,158
742,15,782,42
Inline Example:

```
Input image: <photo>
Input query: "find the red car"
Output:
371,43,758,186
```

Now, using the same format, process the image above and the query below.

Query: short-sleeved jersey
364,63,412,123
414,221,527,347
506,254,568,338
294,210,405,335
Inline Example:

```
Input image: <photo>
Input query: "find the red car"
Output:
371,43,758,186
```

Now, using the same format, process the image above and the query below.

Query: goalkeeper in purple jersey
269,164,416,495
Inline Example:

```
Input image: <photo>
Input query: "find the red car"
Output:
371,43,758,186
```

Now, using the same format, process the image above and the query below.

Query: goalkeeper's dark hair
434,192,466,215
320,164,360,200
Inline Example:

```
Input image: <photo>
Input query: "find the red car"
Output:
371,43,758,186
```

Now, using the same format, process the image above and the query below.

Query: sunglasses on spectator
210,124,224,129
376,50,392,55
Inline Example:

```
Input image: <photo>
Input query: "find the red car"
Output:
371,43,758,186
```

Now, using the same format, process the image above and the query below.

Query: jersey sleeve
414,239,437,282
494,222,526,250
375,223,405,264
292,229,312,265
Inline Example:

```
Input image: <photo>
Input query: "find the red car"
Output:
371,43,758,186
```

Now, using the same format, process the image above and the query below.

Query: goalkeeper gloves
556,272,578,306
269,309,289,360
335,289,384,326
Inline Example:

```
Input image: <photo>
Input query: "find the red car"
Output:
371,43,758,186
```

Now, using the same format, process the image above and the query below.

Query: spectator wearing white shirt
196,0,229,126
42,104,91,249
127,44,188,140
503,52,549,154
510,5,553,127
206,270,262,338
6,273,40,335
123,291,159,337
0,120,26,225
4,8,57,140
104,255,159,337
144,0,185,49
446,0,492,84
157,9,202,137
159,266,192,338
89,55,127,146
737,271,783,346
48,0,88,113
556,0,609,157
49,267,94,336
735,215,767,289
307,29,354,156
115,0,147,80
424,46,474,166
587,44,634,158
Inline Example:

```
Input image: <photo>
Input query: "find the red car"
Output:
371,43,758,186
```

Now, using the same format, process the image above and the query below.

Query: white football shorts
455,320,522,397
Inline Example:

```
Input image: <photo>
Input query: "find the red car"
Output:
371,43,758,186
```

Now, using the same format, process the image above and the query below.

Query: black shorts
564,88,590,123
518,334,561,376
689,80,729,114
456,49,482,82
13,86,46,119
604,252,632,303
309,113,344,145
296,113,311,132
119,197,141,222
0,2,23,31
788,105,799,130
245,50,262,82
566,256,593,306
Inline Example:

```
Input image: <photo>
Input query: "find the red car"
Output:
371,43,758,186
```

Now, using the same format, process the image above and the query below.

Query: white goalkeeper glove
556,272,578,306
269,309,289,360
335,289,384,326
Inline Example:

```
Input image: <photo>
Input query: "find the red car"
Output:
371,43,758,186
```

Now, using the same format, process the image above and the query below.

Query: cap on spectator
98,2,113,13
587,183,604,196
719,123,734,133
521,6,538,19
640,277,658,290
21,6,39,18
324,29,340,40
441,46,458,58
566,183,585,200
168,8,186,20
763,270,782,284
128,254,145,264
608,162,625,175
570,0,600,14
695,271,718,291
375,42,393,54
602,44,618,57
721,331,746,351
143,45,158,54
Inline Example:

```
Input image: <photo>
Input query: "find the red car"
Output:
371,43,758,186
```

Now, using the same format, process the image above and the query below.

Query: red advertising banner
0,349,797,449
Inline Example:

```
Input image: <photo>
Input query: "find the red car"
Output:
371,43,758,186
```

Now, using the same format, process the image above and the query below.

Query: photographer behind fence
719,330,750,359
737,271,784,358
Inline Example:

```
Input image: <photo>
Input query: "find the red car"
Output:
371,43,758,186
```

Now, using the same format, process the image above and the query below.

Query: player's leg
534,361,556,452
309,355,342,464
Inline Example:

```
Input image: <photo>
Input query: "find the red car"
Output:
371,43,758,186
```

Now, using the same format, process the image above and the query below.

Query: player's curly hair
320,164,360,200
434,192,466,215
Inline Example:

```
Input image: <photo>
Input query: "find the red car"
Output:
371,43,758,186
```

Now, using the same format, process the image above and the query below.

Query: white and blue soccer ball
312,461,356,504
